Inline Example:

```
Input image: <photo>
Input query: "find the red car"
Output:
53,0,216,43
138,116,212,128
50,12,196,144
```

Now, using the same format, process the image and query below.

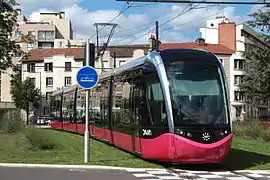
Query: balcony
38,31,54,42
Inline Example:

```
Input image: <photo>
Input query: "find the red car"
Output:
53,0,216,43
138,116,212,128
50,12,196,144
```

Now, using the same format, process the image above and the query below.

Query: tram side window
62,92,75,123
121,79,132,126
90,84,101,125
100,81,110,125
112,79,123,126
62,95,68,122
50,96,61,121
145,73,168,127
76,89,86,124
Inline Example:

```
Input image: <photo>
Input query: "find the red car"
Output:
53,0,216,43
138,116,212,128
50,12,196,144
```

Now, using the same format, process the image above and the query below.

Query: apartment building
200,16,269,120
12,9,85,52
0,9,85,121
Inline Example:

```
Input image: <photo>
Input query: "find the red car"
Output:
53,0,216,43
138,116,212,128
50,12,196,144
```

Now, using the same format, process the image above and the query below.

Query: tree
240,2,270,119
0,0,21,72
10,66,41,125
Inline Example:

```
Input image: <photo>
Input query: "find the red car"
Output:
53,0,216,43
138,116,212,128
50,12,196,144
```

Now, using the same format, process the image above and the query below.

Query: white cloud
16,0,80,14
28,9,53,21
18,1,244,45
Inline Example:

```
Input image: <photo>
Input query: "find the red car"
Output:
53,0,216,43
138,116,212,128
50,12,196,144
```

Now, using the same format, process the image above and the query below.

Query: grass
0,128,269,170
222,137,270,170
0,128,161,168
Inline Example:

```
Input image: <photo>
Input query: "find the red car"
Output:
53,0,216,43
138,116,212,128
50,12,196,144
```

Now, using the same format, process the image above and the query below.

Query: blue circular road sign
76,66,99,89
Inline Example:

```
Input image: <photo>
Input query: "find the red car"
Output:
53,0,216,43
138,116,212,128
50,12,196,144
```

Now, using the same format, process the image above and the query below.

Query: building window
219,59,223,64
65,62,71,71
27,63,35,72
15,31,21,37
43,107,50,115
103,60,110,71
46,92,53,101
234,75,244,85
28,31,36,38
38,31,54,41
235,106,242,117
45,62,53,72
46,77,53,87
234,59,245,70
234,91,244,102
119,61,125,67
65,77,71,86
29,78,35,85
27,43,34,49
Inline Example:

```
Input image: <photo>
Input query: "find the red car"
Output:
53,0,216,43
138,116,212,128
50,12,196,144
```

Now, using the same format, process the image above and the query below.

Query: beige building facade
0,9,82,121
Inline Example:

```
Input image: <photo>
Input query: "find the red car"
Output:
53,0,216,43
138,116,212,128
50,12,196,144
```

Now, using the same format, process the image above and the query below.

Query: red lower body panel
261,122,270,128
50,121,232,163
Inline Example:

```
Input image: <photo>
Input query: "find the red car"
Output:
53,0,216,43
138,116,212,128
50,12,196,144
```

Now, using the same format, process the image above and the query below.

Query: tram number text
142,129,152,136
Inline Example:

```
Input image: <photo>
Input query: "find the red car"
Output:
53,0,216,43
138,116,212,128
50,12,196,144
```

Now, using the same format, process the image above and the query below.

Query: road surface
0,167,138,180
0,166,270,180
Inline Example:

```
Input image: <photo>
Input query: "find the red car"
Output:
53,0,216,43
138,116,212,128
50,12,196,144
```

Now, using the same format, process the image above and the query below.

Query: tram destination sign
76,66,99,89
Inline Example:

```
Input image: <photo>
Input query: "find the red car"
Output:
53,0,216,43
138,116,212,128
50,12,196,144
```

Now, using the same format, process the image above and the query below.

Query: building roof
22,48,85,62
159,42,235,55
106,44,149,58
21,42,234,62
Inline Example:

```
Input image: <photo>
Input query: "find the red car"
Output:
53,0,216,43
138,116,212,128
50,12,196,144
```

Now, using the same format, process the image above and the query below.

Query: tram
50,49,233,163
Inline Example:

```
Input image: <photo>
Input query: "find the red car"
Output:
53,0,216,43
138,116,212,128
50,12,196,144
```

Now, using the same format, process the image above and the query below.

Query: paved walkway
127,169,270,180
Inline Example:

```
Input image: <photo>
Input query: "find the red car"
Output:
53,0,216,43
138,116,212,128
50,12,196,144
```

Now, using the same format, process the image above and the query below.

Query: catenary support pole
84,38,90,163
155,21,159,51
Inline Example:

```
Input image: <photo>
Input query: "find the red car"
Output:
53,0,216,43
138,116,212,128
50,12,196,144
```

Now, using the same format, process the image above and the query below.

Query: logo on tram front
142,129,152,136
202,132,210,141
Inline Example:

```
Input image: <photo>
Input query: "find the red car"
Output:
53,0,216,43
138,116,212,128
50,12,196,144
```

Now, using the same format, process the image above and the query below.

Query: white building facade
200,16,270,120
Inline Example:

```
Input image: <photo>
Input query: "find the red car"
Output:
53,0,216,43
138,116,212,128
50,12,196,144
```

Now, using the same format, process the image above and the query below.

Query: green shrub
261,128,270,142
0,118,25,134
232,120,270,141
24,127,57,150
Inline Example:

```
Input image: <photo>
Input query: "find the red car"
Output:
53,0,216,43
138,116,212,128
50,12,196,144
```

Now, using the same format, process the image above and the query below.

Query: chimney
218,22,236,51
148,34,161,51
195,38,206,46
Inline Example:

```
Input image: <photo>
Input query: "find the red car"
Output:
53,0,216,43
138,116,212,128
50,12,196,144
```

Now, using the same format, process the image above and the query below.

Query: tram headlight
187,132,192,137
220,132,224,136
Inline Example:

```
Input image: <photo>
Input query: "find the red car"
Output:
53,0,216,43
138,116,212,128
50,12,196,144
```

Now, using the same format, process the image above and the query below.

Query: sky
15,0,265,45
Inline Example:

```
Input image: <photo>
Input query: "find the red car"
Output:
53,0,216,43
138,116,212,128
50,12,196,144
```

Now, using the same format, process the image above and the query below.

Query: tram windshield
163,53,228,126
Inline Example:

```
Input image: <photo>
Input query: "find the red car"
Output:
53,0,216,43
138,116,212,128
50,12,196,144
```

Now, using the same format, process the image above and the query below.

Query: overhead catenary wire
88,2,134,41
116,0,270,5
94,2,160,42
112,3,194,45
122,3,206,45
159,6,225,40
161,4,222,32
98,22,154,39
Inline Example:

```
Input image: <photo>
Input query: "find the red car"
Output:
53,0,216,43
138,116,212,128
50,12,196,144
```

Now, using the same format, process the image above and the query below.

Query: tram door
100,80,110,142
131,78,143,154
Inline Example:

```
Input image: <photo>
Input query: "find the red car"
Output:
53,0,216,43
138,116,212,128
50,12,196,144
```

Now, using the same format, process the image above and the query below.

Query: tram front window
164,56,228,126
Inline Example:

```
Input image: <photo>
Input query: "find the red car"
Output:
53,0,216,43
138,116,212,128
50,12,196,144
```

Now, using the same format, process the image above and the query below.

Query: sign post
76,39,99,163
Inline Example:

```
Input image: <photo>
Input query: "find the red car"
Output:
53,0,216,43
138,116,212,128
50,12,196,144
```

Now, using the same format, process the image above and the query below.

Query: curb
0,163,165,171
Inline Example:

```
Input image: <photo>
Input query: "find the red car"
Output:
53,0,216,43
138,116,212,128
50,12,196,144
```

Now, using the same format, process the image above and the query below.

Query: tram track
166,167,262,180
